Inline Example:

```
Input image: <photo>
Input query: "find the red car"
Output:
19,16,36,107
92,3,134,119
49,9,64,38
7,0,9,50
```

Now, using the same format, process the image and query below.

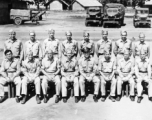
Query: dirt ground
0,11,152,120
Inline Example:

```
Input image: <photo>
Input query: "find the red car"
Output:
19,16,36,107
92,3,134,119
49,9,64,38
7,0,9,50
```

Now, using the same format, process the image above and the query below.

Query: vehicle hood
106,8,119,16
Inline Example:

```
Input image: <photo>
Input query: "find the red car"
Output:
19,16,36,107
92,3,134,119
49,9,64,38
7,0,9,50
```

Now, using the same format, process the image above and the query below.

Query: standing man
24,31,43,61
79,31,95,57
79,47,100,102
61,49,79,103
42,29,60,59
4,29,23,63
21,51,41,104
133,33,150,62
96,30,112,61
0,50,22,103
135,51,152,103
114,31,133,63
117,50,135,101
61,31,78,59
41,50,61,103
98,50,117,102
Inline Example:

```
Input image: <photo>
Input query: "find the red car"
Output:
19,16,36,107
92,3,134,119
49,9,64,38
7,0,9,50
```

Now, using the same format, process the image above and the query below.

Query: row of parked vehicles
85,3,151,28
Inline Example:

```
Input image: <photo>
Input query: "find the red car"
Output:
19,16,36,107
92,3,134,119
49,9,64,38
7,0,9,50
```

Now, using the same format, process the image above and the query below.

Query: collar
27,58,35,63
120,39,127,43
66,58,74,63
101,38,109,43
8,38,17,43
5,58,14,62
29,40,38,44
140,59,147,63
84,56,91,61
83,39,90,43
48,37,55,41
47,57,54,62
139,41,145,45
66,40,72,43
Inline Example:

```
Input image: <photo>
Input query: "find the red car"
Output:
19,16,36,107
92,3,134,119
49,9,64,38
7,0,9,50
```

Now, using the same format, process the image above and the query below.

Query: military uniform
0,58,21,98
24,40,43,61
61,56,79,102
135,58,152,100
21,58,41,97
117,57,135,97
98,56,117,99
41,57,61,100
79,56,100,99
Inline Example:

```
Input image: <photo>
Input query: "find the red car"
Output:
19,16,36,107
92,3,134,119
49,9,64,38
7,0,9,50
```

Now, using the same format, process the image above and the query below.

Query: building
49,0,69,10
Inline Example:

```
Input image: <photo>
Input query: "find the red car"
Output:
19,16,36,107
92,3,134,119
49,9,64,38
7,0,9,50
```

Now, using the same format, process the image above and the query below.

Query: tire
103,23,106,28
121,18,124,25
39,16,42,20
85,21,88,26
14,17,22,25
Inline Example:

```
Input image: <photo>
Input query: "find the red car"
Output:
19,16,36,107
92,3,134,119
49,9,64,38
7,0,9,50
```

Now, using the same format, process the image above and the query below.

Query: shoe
55,95,59,103
15,96,20,103
63,97,67,103
0,96,5,103
116,96,121,101
36,95,41,104
130,96,135,101
21,95,27,104
101,97,106,102
75,96,79,103
93,95,98,102
109,96,115,102
81,96,86,102
137,97,142,103
43,95,48,103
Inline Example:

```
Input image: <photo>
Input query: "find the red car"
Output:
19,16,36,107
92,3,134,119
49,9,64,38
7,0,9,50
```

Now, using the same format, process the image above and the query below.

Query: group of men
0,29,151,104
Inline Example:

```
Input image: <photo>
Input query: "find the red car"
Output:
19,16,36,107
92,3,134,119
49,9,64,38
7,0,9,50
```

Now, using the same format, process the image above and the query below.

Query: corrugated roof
74,0,102,7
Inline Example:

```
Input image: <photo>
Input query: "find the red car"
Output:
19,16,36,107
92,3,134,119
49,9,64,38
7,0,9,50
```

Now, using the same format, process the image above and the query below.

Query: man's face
140,53,146,61
30,33,35,41
28,53,33,61
66,34,72,41
47,52,53,60
102,34,108,40
84,52,90,59
6,52,12,60
121,32,127,41
124,53,130,60
9,32,16,40
139,36,145,43
104,53,110,61
84,34,89,41
49,32,54,39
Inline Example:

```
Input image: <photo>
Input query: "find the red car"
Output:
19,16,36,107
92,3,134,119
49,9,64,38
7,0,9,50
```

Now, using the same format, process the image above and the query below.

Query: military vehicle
85,6,103,26
103,3,125,28
133,8,151,28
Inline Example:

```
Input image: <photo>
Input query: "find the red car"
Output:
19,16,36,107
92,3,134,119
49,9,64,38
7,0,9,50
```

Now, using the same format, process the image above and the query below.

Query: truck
103,3,125,28
133,7,151,28
85,6,103,26
10,9,46,25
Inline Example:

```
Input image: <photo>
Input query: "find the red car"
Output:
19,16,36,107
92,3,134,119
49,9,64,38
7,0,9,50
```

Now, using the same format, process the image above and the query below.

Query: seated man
41,50,61,103
21,51,41,104
0,50,22,103
61,49,79,103
98,50,116,102
79,47,100,102
135,51,152,103
117,50,135,101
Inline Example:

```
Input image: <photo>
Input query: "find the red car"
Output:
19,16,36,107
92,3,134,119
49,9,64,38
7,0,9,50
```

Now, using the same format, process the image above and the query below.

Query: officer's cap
121,30,127,36
139,33,145,38
29,30,35,35
65,31,72,36
9,29,16,34
102,30,108,35
48,29,55,34
83,31,90,37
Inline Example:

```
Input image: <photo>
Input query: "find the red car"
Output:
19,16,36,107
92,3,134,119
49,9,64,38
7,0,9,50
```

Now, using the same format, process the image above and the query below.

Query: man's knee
14,77,22,84
93,76,100,83
22,77,28,85
35,77,41,84
79,76,85,83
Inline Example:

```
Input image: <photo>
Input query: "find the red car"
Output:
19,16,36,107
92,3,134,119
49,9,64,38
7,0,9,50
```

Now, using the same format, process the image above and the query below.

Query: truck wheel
14,17,22,25
85,22,89,27
39,16,42,20
103,23,106,28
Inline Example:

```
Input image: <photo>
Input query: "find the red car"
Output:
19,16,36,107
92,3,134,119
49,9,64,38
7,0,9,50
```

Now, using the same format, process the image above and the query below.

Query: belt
33,56,39,58
13,56,20,58
118,53,123,55
7,71,16,73
139,71,147,73
98,53,104,56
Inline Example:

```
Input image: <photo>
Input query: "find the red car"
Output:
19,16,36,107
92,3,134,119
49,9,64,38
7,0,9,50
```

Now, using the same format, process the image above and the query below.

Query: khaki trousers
41,75,61,95
79,75,100,96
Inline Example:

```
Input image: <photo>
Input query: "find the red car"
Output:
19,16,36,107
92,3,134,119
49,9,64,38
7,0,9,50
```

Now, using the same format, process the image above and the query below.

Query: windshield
137,10,149,14
88,7,101,12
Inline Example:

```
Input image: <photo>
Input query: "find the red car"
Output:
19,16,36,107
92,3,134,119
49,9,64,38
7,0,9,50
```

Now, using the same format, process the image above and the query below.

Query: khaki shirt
96,39,112,55
4,39,23,57
114,39,132,55
41,57,60,73
61,40,78,56
133,41,149,56
79,57,97,73
61,57,78,72
135,58,151,73
22,58,40,73
118,58,134,73
24,40,43,60
98,57,116,73
80,39,95,55
42,38,60,57
1,58,20,73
